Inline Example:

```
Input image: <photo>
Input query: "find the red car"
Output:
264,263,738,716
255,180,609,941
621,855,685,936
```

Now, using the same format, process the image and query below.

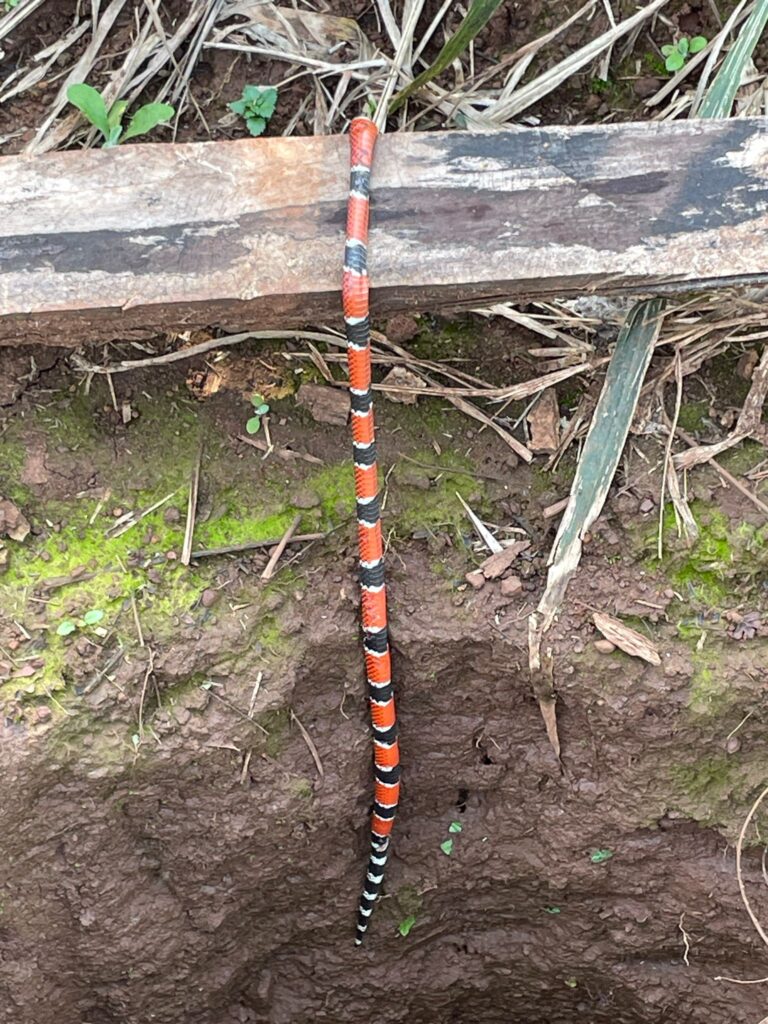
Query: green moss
389,450,484,536
669,755,738,825
643,51,667,76
395,884,423,918
677,401,708,433
687,652,731,716
718,440,766,476
260,707,291,758
406,316,481,361
290,777,313,800
648,503,768,609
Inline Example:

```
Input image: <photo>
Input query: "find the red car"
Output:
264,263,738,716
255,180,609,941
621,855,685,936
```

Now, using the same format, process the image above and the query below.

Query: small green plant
246,394,270,435
398,915,417,937
661,35,707,73
56,608,105,637
448,820,462,834
228,85,278,137
440,839,453,856
589,848,614,864
67,83,174,148
3,0,21,11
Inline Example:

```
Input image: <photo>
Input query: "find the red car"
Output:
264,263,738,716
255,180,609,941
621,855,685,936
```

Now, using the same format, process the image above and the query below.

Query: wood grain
2,118,768,344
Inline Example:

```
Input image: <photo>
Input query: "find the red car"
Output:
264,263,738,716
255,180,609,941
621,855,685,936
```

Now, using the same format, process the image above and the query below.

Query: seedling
56,608,105,637
661,36,707,73
398,915,416,937
228,85,278,137
590,848,614,864
440,839,453,856
3,0,21,10
246,394,270,435
67,83,174,148
448,820,462,833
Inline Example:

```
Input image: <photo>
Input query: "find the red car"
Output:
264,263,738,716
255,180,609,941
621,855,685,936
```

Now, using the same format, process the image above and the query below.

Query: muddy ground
1,322,768,1024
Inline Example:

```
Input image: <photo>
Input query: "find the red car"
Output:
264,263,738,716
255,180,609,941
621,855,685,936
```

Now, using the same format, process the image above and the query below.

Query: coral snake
343,116,400,945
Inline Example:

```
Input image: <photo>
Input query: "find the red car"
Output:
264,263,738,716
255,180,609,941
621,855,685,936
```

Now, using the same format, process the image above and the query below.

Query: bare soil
1,329,768,1024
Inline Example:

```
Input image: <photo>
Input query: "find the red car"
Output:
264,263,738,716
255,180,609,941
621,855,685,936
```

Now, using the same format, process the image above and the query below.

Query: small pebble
112,507,124,518
465,571,485,590
164,507,181,524
639,498,654,514
165,550,177,561
500,575,523,597
200,588,219,608
633,76,660,99
594,639,616,654
35,706,52,723
725,735,741,755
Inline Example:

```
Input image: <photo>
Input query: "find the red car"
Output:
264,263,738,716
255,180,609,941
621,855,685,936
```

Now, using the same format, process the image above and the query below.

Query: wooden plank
2,117,768,345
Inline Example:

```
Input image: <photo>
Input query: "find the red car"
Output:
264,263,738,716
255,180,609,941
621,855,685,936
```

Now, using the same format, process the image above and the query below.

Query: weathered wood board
2,117,768,344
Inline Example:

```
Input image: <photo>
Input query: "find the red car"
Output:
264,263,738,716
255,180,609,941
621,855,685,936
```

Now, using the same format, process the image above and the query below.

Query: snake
343,116,400,946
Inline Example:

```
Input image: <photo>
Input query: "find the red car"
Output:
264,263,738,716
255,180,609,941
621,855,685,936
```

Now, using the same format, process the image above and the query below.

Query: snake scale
342,116,401,946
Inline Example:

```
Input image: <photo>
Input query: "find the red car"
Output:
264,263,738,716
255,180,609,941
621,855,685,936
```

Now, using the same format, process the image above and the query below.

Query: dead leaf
593,612,661,666
0,498,30,542
295,384,348,427
381,367,427,405
527,389,560,453
480,539,531,579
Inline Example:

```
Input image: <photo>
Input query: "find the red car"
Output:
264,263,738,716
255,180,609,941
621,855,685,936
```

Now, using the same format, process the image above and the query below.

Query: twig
181,445,202,566
678,913,692,967
238,434,322,465
71,330,346,375
137,649,155,738
456,492,502,554
105,491,178,539
130,593,145,648
191,532,324,560
261,514,302,580
290,709,324,777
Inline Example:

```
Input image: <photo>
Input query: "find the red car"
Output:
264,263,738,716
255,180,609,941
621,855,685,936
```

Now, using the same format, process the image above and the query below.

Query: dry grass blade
482,0,669,123
456,492,502,554
530,297,665,667
593,612,661,665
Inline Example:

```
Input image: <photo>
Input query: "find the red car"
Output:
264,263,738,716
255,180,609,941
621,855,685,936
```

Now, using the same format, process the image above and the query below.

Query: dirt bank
1,330,767,1024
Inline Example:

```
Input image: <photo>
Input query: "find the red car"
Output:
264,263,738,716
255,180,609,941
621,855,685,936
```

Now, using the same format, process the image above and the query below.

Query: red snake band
343,117,400,946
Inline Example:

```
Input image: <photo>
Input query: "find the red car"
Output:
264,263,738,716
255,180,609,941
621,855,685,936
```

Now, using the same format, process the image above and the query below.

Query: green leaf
590,848,614,863
689,35,707,54
544,906,561,914
246,116,267,137
67,83,110,139
448,821,462,833
254,403,269,416
440,838,453,856
255,87,278,118
108,99,128,130
121,102,175,142
699,1,768,118
131,733,140,749
103,124,122,148
251,393,266,406
678,36,689,56
389,0,506,114
228,99,248,116
398,915,416,936
660,44,675,56
83,609,105,626
564,977,578,989
56,620,77,637
246,416,262,434
665,50,685,72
